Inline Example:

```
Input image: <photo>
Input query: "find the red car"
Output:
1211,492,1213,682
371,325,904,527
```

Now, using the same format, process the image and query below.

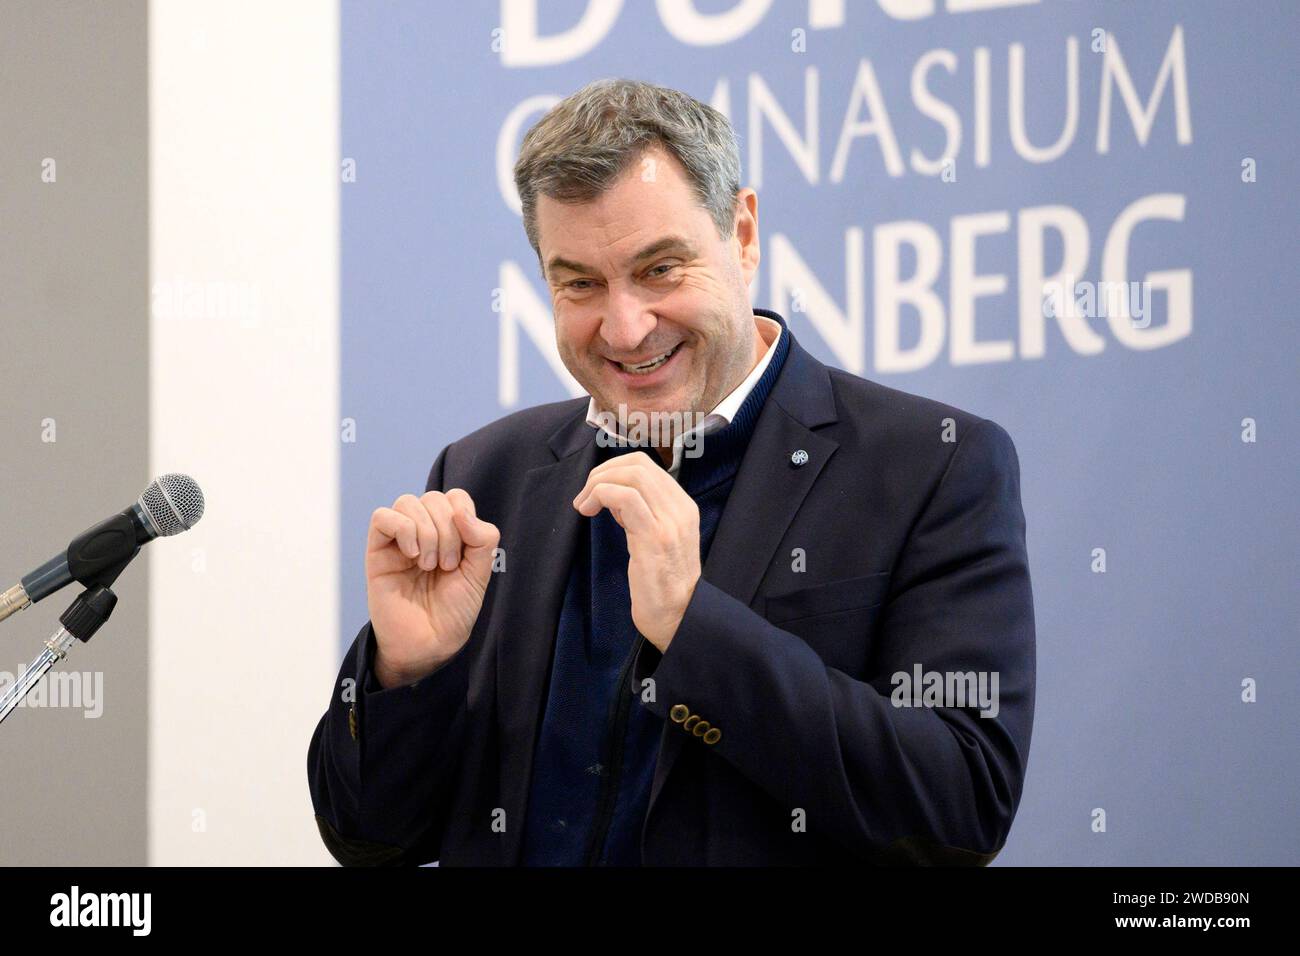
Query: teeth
619,345,676,374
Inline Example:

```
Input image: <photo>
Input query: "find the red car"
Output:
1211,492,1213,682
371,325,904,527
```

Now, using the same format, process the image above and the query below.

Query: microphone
0,474,205,624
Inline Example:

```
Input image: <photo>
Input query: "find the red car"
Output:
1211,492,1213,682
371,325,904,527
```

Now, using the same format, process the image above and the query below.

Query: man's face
537,145,761,431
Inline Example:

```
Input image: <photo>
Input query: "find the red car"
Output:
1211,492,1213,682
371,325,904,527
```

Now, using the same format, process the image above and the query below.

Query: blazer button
348,704,358,740
702,727,722,745
682,714,701,732
669,704,690,723
692,720,711,737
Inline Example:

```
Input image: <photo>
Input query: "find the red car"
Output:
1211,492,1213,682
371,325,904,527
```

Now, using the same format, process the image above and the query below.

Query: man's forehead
536,146,708,256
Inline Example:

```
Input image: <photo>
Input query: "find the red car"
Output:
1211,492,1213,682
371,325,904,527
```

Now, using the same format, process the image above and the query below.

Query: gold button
703,727,721,745
682,714,701,732
348,705,358,740
692,720,711,737
670,704,690,723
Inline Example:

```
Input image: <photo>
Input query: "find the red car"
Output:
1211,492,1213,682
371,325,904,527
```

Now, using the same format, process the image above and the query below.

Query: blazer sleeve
631,417,1036,864
306,445,473,866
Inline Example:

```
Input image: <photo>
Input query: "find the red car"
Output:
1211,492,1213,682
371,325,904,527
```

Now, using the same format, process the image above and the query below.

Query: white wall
149,0,339,864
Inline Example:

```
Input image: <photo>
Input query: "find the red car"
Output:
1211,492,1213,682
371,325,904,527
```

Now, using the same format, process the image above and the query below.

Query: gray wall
0,0,147,865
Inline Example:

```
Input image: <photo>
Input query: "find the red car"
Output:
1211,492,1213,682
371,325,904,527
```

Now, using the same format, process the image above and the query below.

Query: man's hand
365,489,500,688
573,451,701,652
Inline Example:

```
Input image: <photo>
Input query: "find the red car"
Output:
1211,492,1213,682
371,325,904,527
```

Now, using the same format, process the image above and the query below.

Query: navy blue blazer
307,309,1036,866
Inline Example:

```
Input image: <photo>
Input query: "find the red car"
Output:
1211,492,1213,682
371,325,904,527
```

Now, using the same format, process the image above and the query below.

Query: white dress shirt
584,314,783,480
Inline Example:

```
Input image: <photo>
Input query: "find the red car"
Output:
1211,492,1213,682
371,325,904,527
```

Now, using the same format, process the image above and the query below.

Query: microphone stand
0,584,117,727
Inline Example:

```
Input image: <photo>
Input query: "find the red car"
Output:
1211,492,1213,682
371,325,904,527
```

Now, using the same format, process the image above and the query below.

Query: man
307,78,1035,866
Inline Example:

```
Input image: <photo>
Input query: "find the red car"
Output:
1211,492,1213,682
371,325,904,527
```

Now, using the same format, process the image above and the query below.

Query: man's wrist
372,646,450,690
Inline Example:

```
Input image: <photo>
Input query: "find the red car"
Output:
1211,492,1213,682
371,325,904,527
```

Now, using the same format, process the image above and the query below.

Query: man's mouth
611,342,683,375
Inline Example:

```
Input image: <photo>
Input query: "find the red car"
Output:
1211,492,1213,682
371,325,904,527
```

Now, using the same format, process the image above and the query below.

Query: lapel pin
790,449,809,467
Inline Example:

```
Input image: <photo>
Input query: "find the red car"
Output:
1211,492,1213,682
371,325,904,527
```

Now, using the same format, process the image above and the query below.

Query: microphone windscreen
138,474,205,537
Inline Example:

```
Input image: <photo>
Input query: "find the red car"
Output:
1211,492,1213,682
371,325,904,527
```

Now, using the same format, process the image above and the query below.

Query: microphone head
137,474,205,537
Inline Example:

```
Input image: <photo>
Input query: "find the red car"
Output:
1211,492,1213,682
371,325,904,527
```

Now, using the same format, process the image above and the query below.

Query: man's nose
599,285,657,356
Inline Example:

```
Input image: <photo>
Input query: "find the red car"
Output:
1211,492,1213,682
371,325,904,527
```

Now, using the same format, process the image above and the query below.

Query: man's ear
733,188,760,285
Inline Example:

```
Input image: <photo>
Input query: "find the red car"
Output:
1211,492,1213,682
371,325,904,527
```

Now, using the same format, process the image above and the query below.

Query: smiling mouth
611,342,683,375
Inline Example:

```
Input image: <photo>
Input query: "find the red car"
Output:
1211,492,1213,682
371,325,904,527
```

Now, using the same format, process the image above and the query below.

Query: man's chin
594,390,703,430
611,393,692,418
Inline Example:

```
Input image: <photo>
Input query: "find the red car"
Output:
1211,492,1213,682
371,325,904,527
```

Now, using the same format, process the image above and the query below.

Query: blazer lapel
492,413,596,866
643,324,841,828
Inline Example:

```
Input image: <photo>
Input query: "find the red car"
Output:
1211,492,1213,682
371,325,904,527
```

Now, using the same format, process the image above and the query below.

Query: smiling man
307,78,1037,866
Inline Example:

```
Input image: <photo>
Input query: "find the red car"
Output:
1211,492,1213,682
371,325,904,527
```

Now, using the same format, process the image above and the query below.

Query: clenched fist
365,488,499,688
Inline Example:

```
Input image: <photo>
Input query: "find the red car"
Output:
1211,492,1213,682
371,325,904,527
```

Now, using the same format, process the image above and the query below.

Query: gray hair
513,78,742,270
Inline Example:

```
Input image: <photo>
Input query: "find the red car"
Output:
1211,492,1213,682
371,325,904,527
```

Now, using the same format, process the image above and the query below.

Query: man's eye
647,263,676,278
567,279,594,290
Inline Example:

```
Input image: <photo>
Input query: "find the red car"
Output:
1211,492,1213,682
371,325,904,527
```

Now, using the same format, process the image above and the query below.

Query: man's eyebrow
546,236,697,278
628,235,696,264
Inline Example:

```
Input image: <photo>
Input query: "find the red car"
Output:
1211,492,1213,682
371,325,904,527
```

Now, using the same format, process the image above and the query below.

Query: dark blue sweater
520,323,791,865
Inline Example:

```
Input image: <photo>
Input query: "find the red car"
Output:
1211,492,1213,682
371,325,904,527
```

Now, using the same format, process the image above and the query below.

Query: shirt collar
585,313,784,479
